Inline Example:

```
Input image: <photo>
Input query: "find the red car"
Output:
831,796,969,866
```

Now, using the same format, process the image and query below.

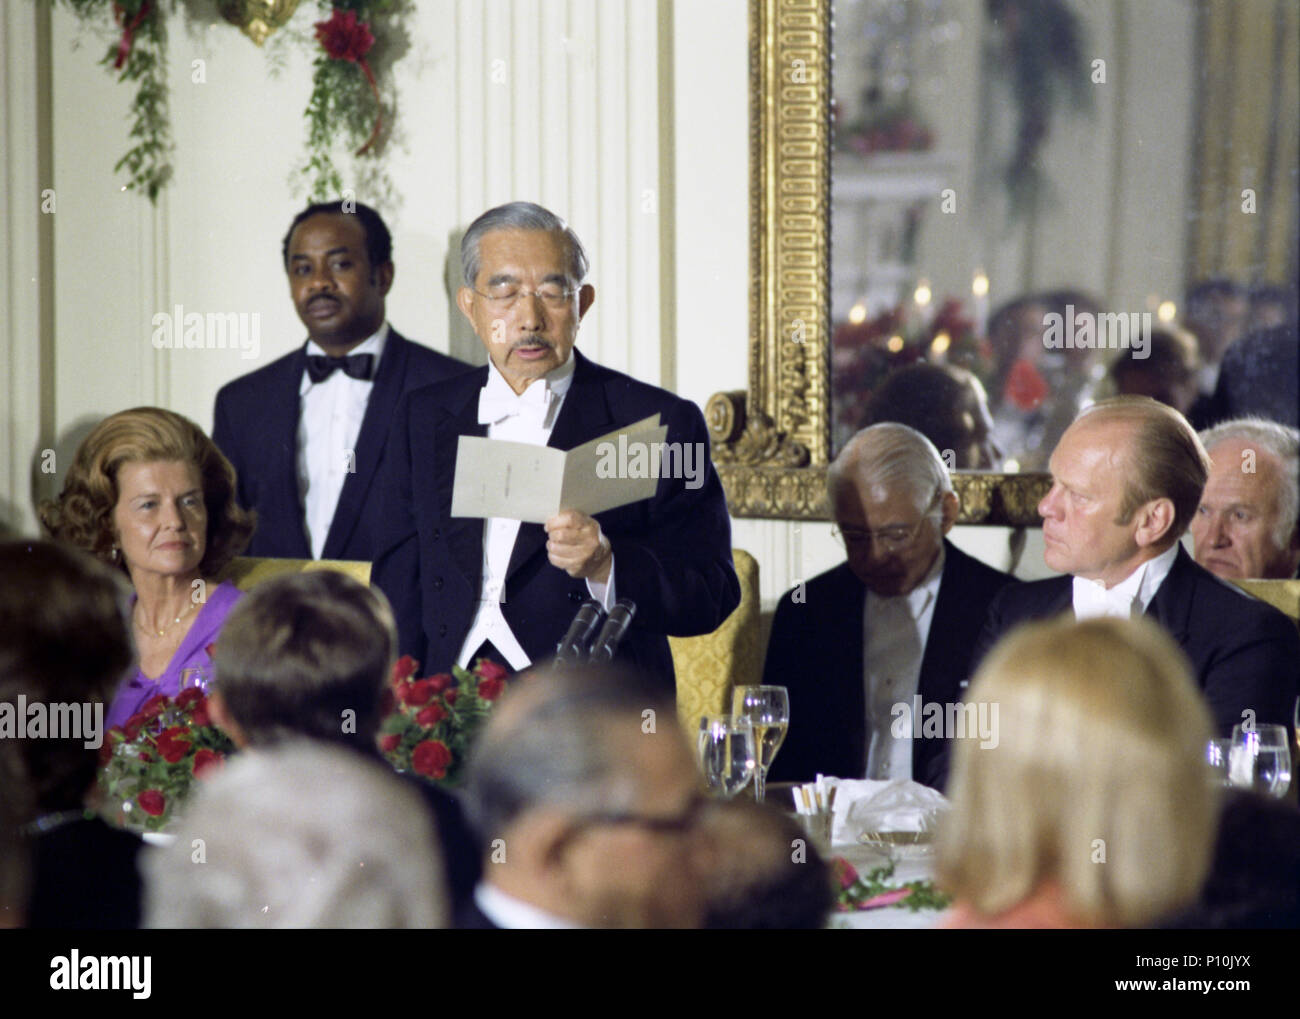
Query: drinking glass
1204,737,1234,787
1229,723,1292,797
731,685,790,804
180,666,213,695
697,715,756,798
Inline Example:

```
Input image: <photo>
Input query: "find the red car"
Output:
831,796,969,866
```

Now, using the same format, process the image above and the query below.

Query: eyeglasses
832,494,942,554
471,283,578,310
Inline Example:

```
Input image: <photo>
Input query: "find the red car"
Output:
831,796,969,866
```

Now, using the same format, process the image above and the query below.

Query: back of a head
463,664,675,845
144,740,446,928
937,617,1215,927
213,571,396,750
864,365,988,467
0,541,133,811
699,800,832,929
1075,396,1210,539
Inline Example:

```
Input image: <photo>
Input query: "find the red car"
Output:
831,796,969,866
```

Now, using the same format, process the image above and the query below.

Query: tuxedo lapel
322,332,408,559
441,371,489,596
917,541,965,696
268,346,312,556
1144,545,1194,642
505,351,613,581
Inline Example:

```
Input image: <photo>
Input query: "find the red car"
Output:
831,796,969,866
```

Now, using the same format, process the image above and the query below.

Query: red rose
477,676,505,702
476,660,508,682
190,699,211,728
399,679,434,706
138,751,153,762
416,704,447,726
156,726,192,764
137,790,166,816
392,654,419,683
314,8,374,63
378,733,401,753
98,740,114,767
443,688,458,705
411,740,452,779
140,694,169,719
427,673,452,694
192,749,224,780
175,687,204,709
123,713,146,740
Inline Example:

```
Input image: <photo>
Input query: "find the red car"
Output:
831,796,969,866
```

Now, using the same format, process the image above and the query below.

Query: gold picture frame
705,0,1050,525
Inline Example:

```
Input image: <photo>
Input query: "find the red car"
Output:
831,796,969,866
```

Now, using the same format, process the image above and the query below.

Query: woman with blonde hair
41,407,254,730
936,616,1216,928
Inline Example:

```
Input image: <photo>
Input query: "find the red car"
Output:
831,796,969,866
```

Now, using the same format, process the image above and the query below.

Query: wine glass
731,685,789,804
697,715,756,798
1228,723,1292,797
180,666,213,694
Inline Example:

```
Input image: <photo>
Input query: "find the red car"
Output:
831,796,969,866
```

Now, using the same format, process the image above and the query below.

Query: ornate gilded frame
705,0,1050,525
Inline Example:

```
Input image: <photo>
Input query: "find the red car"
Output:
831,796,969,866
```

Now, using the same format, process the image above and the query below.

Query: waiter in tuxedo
213,200,467,559
975,397,1299,738
765,424,1014,788
371,202,739,694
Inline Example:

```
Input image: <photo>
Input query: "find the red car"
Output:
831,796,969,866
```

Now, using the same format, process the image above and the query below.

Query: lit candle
972,270,990,339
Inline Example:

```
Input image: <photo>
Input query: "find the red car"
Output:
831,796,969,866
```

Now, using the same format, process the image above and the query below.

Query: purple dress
106,581,243,732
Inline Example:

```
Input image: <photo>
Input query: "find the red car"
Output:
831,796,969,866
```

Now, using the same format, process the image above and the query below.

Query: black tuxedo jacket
764,540,1014,788
213,331,469,560
370,350,740,697
973,545,1300,736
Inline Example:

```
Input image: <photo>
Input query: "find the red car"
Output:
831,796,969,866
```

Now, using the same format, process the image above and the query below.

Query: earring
110,546,120,562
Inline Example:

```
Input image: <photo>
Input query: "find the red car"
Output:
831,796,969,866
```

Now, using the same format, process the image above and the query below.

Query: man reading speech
371,202,739,695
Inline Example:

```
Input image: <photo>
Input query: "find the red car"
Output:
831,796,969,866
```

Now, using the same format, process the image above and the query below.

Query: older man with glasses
764,423,1014,789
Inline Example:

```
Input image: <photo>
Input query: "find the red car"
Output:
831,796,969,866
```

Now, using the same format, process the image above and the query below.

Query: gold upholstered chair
670,549,761,733
216,556,371,591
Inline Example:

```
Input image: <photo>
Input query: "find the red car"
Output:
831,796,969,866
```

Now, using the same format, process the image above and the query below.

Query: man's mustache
510,336,554,352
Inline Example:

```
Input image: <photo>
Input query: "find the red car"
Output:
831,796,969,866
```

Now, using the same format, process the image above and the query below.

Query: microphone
555,599,606,664
587,599,637,664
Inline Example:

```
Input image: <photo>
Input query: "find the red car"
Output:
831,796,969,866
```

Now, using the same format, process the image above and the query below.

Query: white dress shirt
862,544,945,781
1071,542,1179,621
474,882,582,929
297,324,388,559
455,354,616,670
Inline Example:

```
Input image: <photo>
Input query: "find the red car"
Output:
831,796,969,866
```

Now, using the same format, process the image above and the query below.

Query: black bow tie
305,353,375,384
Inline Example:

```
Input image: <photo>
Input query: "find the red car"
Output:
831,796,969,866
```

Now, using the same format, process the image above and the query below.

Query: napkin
824,778,949,846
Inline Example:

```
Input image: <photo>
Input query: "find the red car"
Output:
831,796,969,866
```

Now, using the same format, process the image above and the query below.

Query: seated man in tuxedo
1191,417,1300,580
371,201,739,694
765,424,1014,788
213,200,468,560
458,665,710,929
976,397,1299,738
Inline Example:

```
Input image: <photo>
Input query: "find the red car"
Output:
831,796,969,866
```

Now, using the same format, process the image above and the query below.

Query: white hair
1199,417,1300,550
461,201,588,289
828,422,954,515
144,742,447,928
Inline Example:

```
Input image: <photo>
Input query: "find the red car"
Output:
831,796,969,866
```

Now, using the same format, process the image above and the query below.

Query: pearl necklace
135,599,197,638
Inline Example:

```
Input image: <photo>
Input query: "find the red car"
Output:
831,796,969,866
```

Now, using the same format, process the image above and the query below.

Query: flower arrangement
98,687,236,833
379,655,509,788
831,857,952,913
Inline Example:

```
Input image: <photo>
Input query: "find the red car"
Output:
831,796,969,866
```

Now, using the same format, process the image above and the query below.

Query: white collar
300,322,389,392
478,352,576,426
865,542,945,620
474,882,584,930
1073,542,1180,619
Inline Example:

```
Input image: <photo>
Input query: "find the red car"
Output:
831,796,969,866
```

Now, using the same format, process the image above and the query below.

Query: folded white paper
451,415,668,523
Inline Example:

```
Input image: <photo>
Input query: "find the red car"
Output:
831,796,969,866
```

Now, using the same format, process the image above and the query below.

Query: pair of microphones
555,598,638,665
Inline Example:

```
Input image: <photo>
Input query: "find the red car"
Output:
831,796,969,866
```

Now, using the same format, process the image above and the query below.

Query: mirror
708,0,1298,522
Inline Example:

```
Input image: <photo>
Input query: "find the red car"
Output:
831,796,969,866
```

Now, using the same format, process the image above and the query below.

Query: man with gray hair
373,201,738,695
765,423,1014,789
1192,417,1300,580
457,665,709,928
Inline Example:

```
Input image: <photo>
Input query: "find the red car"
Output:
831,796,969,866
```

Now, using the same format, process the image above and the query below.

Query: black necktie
305,353,375,384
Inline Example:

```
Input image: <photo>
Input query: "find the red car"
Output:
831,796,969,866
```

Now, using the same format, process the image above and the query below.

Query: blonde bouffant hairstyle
39,407,254,577
936,616,1216,928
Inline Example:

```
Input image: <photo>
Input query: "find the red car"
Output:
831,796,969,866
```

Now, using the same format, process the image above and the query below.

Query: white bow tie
1072,576,1137,621
477,379,552,426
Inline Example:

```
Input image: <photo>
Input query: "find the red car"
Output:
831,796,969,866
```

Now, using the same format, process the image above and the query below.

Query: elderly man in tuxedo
213,200,468,560
976,397,1299,737
1191,417,1300,580
765,424,1014,788
371,202,738,693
